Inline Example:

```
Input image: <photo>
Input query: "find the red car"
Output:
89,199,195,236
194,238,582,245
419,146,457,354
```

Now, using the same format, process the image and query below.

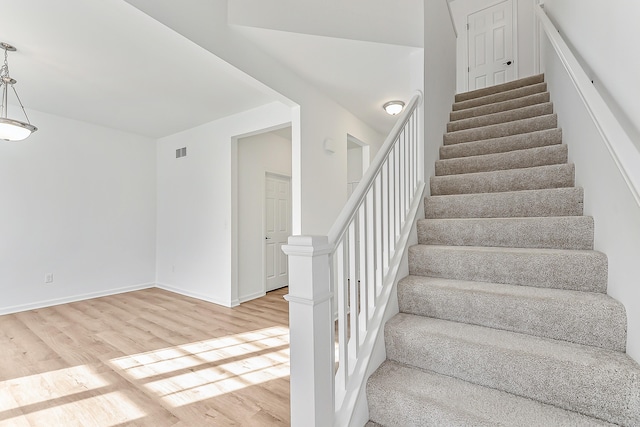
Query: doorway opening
347,134,370,197
467,0,515,90
236,126,292,303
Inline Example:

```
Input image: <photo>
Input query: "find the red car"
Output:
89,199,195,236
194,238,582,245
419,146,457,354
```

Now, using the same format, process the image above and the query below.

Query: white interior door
265,173,291,292
468,0,514,90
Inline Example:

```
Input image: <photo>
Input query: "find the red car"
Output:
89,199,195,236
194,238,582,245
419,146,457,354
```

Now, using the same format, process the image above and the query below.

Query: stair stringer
336,183,425,427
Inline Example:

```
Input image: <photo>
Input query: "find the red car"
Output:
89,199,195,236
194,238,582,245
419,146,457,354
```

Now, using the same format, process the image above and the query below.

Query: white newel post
282,235,334,427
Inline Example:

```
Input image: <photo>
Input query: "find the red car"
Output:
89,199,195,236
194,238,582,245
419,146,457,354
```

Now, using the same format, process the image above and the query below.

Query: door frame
346,134,370,196
263,171,292,294
231,123,293,306
456,0,519,93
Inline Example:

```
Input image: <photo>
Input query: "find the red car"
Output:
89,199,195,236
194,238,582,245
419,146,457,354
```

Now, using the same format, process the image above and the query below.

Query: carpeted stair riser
444,114,557,145
447,102,554,133
384,315,640,426
397,275,626,351
408,245,608,292
367,75,637,427
435,144,568,176
455,74,545,103
367,361,615,427
425,187,584,219
430,163,574,196
440,128,562,159
417,216,594,250
452,82,547,111
450,91,551,122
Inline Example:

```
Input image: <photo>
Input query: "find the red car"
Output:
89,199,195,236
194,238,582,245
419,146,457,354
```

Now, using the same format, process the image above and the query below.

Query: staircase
365,75,640,426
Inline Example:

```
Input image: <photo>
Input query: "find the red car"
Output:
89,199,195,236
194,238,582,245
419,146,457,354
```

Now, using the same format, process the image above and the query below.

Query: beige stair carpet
366,74,640,427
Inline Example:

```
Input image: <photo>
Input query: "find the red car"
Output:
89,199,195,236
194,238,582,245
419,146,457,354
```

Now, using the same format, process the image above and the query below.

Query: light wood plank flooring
0,287,290,426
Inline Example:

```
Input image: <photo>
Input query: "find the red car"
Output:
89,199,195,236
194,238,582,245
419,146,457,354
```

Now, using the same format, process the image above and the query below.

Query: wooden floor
0,287,290,426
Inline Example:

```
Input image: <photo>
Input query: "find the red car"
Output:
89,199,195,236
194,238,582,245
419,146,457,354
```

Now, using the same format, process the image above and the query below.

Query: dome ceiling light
383,100,405,116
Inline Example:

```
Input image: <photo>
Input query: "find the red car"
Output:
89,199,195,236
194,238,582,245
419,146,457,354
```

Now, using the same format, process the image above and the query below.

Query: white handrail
328,92,423,244
535,4,640,208
329,91,424,425
282,91,424,427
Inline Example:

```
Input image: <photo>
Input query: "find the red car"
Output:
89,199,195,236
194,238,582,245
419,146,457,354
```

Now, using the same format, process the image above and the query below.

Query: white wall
539,4,640,361
124,0,386,236
228,0,424,47
450,0,536,93
0,109,157,314
237,129,292,302
425,0,458,181
155,102,292,307
542,0,640,150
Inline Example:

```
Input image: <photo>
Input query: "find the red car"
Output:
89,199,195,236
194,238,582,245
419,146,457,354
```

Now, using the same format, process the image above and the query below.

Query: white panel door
468,0,514,90
265,174,291,292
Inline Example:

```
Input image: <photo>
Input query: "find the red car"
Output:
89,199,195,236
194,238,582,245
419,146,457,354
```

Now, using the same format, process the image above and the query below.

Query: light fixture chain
11,85,32,125
0,49,8,81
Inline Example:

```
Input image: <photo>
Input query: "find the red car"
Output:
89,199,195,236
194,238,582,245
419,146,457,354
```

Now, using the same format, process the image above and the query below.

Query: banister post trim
283,234,334,427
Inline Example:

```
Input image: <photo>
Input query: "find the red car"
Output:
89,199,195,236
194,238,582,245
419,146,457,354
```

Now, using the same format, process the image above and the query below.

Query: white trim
512,0,520,80
284,291,333,306
231,125,293,306
239,290,266,303
0,282,156,316
533,0,541,74
535,4,640,208
462,0,518,92
446,0,458,38
335,182,426,426
156,282,239,307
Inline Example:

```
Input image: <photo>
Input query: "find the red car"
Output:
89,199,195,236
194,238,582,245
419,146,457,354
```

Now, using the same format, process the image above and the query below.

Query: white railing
535,3,640,207
283,92,425,427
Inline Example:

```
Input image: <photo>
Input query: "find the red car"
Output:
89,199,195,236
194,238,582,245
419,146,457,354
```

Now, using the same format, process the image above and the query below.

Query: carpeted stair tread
367,75,629,427
440,128,562,159
397,275,626,351
455,74,545,103
453,82,547,111
431,163,574,196
444,114,557,145
367,360,616,427
408,245,607,292
450,91,551,122
385,315,640,426
424,187,584,219
447,102,554,132
435,144,568,176
417,216,593,249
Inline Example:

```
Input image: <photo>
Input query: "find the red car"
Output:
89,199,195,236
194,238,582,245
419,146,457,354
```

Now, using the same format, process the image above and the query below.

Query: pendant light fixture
0,42,37,141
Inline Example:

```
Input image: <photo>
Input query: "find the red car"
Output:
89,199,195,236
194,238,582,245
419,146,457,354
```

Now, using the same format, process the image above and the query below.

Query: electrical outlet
45,273,54,283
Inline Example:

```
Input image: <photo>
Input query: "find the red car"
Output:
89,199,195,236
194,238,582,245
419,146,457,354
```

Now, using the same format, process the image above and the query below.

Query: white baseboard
239,291,266,304
155,282,236,307
0,282,156,316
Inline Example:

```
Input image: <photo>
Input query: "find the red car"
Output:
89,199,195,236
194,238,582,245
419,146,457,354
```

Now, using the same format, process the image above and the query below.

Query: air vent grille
176,147,187,158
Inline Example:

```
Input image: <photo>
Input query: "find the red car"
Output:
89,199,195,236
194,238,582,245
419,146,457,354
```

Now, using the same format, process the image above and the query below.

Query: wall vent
176,147,187,158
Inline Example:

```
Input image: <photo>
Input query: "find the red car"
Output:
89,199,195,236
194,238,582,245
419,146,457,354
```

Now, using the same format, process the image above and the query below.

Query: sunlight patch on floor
0,390,147,426
0,364,110,412
108,326,290,408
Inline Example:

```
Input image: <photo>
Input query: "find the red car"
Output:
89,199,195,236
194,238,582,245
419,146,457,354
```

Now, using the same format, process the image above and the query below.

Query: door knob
504,60,513,66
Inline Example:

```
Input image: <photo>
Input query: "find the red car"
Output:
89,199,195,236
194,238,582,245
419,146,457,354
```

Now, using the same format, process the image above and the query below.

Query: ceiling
1,0,280,139
1,0,424,139
234,27,422,135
